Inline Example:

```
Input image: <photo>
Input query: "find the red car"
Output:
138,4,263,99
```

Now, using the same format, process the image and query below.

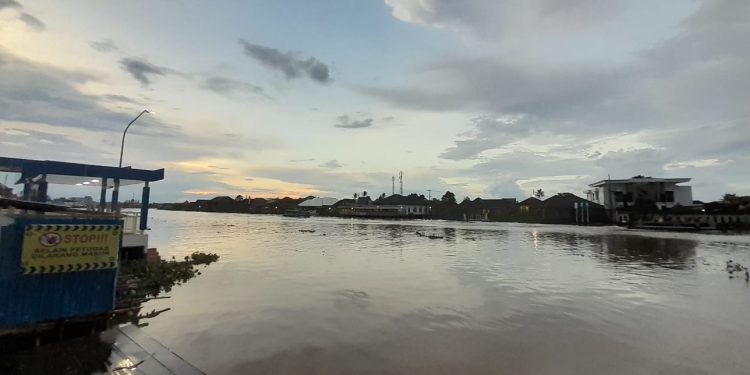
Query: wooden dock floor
106,324,204,375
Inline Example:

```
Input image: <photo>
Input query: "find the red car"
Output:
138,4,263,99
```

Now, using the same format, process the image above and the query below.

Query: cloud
384,0,622,40
119,57,176,86
361,58,630,122
101,94,142,105
334,114,374,129
319,160,342,169
0,47,154,133
1,1,46,31
0,128,109,161
0,0,20,10
90,39,118,53
242,165,394,197
664,159,731,170
367,0,750,203
440,115,529,160
288,158,316,162
19,12,45,31
238,39,331,84
0,47,281,163
201,76,269,98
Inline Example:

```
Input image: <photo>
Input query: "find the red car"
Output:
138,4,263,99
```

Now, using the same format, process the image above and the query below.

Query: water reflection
531,231,698,269
597,235,697,269
442,227,456,242
1,333,113,374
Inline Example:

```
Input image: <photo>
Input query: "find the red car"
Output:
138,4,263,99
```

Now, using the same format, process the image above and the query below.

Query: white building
587,177,694,210
298,197,339,208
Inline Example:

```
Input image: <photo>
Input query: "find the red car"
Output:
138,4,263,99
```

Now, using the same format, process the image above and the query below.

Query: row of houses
295,176,749,227
158,175,747,228
295,192,607,225
460,194,608,224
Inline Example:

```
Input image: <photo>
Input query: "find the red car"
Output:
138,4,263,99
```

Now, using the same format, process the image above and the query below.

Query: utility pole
427,189,432,200
399,171,403,195
392,176,395,195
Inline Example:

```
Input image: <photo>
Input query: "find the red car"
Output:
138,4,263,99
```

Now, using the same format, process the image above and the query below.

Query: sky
0,0,748,202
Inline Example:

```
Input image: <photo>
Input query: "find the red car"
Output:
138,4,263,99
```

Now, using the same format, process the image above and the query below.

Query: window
661,191,674,203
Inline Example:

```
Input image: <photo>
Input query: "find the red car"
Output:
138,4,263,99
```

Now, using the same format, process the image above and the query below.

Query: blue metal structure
0,156,164,231
0,217,121,328
0,157,164,183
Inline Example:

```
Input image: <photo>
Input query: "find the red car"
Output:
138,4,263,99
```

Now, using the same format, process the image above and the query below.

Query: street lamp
119,109,154,168
112,109,153,212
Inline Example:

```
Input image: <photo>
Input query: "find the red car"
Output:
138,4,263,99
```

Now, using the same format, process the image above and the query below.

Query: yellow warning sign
21,224,121,274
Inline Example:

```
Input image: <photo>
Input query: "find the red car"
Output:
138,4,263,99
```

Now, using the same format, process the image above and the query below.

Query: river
9,210,750,374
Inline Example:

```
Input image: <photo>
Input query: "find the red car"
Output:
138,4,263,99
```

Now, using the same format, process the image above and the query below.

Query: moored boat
283,209,311,218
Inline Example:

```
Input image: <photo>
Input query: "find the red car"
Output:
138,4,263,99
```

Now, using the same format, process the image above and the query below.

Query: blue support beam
0,157,164,183
140,182,150,231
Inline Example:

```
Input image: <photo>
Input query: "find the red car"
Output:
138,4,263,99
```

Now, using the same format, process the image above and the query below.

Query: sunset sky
1,0,748,202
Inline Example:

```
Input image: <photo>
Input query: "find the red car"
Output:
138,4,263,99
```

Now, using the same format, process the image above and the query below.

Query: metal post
585,202,590,225
139,182,150,231
22,178,31,200
119,110,150,169
574,202,579,224
111,179,120,212
99,178,108,212
37,176,48,203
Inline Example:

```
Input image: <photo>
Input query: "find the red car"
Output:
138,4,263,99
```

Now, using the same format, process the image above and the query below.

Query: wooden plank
108,324,204,375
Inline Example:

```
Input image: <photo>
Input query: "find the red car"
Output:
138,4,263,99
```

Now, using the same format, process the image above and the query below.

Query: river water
6,210,750,374
133,210,750,375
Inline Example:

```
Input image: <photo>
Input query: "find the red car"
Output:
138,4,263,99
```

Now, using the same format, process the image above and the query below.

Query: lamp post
112,109,153,212
119,109,154,168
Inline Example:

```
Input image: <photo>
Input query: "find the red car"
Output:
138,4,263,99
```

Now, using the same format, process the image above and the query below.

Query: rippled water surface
9,210,750,374
132,210,750,375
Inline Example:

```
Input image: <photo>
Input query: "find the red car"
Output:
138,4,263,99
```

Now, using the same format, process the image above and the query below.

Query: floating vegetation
415,231,443,239
725,260,749,281
188,251,220,265
115,252,220,316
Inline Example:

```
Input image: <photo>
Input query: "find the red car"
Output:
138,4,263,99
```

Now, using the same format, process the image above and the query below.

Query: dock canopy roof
0,157,164,187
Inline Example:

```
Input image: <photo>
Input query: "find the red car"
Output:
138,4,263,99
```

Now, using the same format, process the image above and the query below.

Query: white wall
674,185,693,206
594,182,693,209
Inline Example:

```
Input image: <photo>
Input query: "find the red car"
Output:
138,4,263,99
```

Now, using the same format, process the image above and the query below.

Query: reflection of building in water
598,235,697,268
532,232,697,269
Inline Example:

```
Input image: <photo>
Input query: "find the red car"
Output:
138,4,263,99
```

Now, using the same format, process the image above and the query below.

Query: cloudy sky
1,0,747,202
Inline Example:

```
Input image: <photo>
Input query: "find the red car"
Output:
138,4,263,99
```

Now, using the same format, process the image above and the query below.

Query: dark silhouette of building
459,198,517,221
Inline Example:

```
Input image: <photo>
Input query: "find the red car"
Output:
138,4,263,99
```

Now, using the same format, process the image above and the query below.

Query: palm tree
534,189,545,199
